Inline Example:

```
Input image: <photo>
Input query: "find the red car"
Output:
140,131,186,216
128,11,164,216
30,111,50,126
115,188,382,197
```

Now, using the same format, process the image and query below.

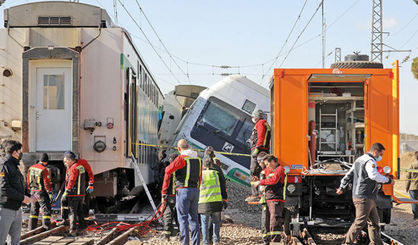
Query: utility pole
113,0,118,24
321,0,326,68
335,48,341,62
371,0,410,62
370,0,383,62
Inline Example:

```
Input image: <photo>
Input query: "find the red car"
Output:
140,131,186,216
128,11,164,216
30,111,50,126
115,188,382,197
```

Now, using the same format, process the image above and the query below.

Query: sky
1,0,417,134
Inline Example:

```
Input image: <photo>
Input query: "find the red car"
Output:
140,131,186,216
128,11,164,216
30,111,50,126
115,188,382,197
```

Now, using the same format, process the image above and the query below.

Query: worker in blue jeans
406,151,418,220
198,156,228,245
161,139,202,245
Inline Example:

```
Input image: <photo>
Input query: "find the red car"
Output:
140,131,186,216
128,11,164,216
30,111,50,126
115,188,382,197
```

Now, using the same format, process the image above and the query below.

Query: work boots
28,217,38,230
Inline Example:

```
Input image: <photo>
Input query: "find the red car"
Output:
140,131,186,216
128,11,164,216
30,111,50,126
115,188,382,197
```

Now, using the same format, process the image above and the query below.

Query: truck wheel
330,61,383,69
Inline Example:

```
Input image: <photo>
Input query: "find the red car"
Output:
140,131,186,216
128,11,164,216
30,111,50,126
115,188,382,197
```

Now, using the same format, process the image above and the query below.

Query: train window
151,85,155,104
201,100,240,136
242,99,256,114
144,74,148,96
236,119,254,144
43,74,65,109
140,66,144,90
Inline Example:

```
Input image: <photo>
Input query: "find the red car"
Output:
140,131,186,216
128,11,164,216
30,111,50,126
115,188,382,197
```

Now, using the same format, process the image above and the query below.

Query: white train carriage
171,75,270,186
0,1,164,200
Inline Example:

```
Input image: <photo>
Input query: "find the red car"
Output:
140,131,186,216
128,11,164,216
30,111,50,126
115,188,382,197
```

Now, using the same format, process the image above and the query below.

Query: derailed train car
170,75,270,186
0,1,163,206
270,57,400,231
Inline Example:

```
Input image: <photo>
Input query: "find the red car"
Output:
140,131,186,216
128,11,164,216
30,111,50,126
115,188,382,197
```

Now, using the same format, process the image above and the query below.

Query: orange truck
270,58,400,230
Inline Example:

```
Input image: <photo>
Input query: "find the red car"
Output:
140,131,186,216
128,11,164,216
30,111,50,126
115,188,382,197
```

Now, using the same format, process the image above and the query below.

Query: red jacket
65,163,86,196
27,163,51,193
162,155,202,195
250,119,271,151
260,165,285,202
77,159,94,185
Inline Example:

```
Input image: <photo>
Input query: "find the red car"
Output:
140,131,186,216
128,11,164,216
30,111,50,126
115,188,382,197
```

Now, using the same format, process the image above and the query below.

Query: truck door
364,63,399,182
272,70,309,173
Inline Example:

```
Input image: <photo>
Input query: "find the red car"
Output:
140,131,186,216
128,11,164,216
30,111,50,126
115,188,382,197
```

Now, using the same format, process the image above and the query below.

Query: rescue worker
0,140,31,245
77,157,94,224
62,152,87,236
57,151,94,226
253,155,285,243
161,139,202,245
27,153,53,230
203,146,228,244
406,151,418,220
198,156,227,245
246,109,271,202
162,153,179,240
255,152,270,245
337,143,393,245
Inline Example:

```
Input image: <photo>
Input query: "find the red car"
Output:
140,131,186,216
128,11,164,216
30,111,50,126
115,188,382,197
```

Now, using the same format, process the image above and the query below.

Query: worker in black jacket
0,140,31,245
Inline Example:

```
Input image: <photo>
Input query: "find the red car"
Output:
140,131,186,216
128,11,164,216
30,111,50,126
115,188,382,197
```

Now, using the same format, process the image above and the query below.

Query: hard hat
252,109,264,118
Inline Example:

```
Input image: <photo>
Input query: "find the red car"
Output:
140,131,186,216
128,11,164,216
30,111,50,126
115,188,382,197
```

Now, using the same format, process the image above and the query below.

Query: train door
126,68,137,157
35,67,72,151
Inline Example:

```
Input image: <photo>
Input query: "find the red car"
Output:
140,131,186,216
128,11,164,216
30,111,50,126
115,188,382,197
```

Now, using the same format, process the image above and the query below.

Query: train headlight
287,184,296,193
383,166,391,174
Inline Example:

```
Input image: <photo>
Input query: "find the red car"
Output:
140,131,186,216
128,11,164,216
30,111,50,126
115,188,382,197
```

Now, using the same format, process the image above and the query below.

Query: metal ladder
131,154,158,213
318,108,338,154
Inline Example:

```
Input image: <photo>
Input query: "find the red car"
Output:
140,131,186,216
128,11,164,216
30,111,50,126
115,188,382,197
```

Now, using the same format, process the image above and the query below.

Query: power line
278,1,324,68
117,0,181,84
133,0,189,82
261,0,308,80
389,13,418,37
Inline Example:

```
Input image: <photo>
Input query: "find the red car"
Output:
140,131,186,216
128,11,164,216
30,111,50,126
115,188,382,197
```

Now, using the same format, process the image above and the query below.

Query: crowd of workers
0,108,417,245
0,140,94,245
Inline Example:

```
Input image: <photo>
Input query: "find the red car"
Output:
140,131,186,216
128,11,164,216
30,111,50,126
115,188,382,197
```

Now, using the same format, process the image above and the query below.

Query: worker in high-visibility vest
62,152,87,236
246,109,271,203
26,153,52,230
204,146,228,244
161,139,202,245
198,156,227,245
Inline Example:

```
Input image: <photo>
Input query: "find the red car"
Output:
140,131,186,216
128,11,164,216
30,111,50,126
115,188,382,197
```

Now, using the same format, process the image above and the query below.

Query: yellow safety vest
199,169,222,204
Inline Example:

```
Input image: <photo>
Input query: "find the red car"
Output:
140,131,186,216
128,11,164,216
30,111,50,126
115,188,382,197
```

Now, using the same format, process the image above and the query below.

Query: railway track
291,227,406,245
19,222,140,245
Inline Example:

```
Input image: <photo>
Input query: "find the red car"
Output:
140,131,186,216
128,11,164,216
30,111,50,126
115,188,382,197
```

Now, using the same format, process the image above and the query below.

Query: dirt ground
139,152,418,245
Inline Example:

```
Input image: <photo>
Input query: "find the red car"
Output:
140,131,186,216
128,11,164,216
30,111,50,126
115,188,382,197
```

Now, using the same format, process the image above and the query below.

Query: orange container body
270,62,399,196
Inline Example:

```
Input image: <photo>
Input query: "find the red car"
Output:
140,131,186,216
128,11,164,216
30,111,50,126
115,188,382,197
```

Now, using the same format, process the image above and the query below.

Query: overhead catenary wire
117,0,182,84
278,1,324,69
261,0,309,81
133,0,189,82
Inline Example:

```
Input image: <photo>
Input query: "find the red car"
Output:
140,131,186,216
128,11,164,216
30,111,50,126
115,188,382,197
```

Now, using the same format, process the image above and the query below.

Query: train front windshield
190,97,253,169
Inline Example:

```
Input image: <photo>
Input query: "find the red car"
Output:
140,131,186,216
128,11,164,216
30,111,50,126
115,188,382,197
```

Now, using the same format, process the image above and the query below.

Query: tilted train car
0,1,163,207
270,58,400,231
170,75,270,186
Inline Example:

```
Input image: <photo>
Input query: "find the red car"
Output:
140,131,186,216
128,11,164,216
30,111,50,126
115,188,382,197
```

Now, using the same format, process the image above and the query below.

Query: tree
412,57,418,80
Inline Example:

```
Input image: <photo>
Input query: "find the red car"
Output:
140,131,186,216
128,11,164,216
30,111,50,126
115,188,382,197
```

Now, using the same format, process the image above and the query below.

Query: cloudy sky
1,0,417,134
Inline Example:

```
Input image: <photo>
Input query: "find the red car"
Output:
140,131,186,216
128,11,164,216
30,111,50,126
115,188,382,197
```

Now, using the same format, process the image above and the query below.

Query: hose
86,202,166,237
